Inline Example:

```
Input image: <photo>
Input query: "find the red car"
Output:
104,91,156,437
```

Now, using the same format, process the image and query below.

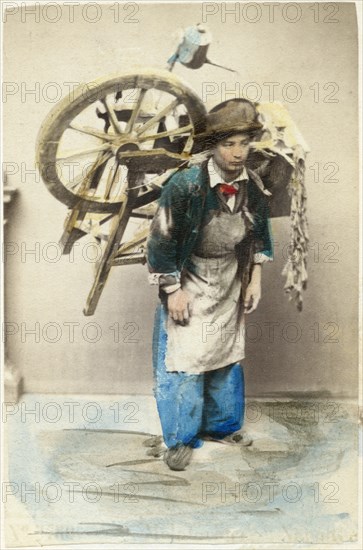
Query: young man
147,99,273,471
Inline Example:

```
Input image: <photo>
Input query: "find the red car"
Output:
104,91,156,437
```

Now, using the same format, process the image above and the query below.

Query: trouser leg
152,304,204,449
201,362,244,439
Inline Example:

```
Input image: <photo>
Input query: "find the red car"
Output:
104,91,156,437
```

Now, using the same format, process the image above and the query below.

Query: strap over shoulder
247,168,272,197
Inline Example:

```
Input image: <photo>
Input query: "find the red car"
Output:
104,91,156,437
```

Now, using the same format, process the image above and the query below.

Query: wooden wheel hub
114,141,140,164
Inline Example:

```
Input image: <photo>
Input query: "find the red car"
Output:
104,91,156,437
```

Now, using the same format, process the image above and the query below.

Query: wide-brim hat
193,99,263,150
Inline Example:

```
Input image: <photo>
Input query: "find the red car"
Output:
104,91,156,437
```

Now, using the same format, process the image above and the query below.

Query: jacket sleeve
146,171,189,292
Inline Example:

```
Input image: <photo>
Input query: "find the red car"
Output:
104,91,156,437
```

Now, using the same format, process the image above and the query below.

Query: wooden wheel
36,69,207,213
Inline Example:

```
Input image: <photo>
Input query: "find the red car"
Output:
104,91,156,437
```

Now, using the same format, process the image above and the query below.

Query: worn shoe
203,431,253,446
164,445,193,471
224,431,253,446
142,435,163,448
146,446,165,458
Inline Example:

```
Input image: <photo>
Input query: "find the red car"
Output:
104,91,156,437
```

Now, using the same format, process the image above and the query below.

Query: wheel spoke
100,97,122,134
136,98,179,136
125,88,147,134
67,151,113,191
68,173,83,190
104,159,121,200
138,124,193,143
183,133,194,154
69,123,114,141
57,143,112,160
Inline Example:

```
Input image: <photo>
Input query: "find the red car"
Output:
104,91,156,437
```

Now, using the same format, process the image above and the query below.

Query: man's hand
244,264,262,314
167,289,192,324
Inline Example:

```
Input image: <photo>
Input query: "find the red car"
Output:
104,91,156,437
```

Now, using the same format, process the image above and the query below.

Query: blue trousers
152,304,245,448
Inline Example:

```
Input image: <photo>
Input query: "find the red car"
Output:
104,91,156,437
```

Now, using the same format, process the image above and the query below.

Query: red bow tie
219,183,238,196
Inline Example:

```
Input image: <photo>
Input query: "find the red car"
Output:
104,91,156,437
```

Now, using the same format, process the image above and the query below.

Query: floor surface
3,393,360,548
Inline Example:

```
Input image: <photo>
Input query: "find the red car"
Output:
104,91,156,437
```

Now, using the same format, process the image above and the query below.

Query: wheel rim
36,69,207,213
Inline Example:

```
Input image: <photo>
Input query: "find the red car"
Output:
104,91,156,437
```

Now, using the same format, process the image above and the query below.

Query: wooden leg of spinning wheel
60,152,113,254
83,173,142,316
83,203,127,316
59,206,87,254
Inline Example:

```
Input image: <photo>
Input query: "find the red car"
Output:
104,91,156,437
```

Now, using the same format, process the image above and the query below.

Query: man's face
212,133,251,175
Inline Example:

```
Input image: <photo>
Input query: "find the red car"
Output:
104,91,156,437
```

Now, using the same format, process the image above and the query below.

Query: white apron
165,208,247,373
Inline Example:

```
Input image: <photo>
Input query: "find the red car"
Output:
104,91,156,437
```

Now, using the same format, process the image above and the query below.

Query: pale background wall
3,2,359,396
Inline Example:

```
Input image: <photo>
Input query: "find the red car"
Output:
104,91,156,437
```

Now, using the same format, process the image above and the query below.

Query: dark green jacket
147,161,273,290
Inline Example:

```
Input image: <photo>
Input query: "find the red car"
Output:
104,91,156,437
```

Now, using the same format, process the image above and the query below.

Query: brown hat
193,99,263,151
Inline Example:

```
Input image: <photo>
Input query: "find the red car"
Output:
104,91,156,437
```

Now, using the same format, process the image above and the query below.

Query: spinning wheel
37,68,206,212
36,69,207,315
36,67,308,313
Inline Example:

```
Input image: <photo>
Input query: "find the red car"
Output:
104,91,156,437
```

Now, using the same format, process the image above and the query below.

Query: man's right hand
167,289,192,324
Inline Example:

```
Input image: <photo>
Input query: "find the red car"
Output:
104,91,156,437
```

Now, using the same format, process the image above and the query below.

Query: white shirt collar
207,157,249,189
